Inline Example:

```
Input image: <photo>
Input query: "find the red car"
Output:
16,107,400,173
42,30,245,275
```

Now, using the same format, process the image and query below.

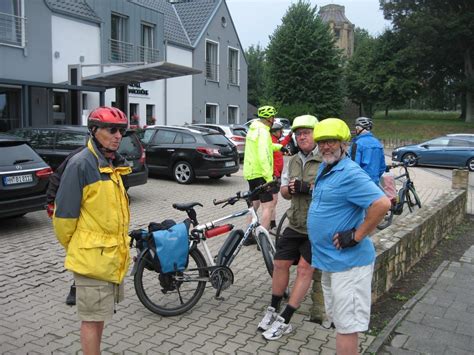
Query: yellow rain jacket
53,139,132,284
243,120,281,182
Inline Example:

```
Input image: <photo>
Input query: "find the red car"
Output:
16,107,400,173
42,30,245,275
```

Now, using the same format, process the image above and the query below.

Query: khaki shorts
74,273,124,322
321,263,374,334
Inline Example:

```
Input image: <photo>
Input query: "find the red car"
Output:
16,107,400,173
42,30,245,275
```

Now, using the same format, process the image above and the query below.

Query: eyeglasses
104,127,126,136
295,130,312,137
317,139,339,147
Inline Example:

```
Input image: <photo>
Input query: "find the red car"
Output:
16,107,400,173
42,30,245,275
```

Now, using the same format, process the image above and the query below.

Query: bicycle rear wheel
377,208,394,230
134,247,208,317
275,210,289,244
405,186,421,212
257,232,275,277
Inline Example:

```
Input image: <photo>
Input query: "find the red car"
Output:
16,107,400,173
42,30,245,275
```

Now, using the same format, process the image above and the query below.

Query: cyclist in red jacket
270,122,293,230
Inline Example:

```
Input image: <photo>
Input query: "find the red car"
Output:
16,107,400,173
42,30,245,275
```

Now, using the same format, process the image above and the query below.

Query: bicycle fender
131,248,153,276
255,226,275,250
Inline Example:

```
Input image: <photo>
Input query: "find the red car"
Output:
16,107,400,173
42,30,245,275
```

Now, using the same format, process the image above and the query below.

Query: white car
189,123,247,160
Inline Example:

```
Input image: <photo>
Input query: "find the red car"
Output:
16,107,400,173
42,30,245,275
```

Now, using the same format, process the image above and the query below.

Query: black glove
293,179,312,194
280,146,289,154
336,229,359,249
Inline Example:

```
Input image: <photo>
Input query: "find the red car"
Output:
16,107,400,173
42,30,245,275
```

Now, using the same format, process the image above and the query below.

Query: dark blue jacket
350,132,386,184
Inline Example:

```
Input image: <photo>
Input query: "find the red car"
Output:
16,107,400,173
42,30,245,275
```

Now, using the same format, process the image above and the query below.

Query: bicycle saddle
172,202,203,211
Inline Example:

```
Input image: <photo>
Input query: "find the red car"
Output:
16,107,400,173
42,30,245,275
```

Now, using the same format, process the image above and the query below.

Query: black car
139,125,239,184
8,126,148,188
0,133,53,218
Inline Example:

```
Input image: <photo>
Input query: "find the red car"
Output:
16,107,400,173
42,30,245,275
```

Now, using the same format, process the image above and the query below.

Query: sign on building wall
128,83,149,96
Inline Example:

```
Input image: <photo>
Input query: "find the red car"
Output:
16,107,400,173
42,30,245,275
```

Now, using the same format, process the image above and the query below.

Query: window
334,28,341,39
152,130,176,144
205,40,219,81
140,23,158,63
0,87,21,132
146,104,155,125
228,48,239,85
130,103,139,125
52,91,67,125
206,104,218,124
55,132,87,150
110,13,131,62
228,106,238,124
0,0,24,47
425,138,449,147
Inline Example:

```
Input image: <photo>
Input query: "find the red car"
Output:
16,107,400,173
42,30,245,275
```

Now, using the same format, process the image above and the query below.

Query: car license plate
225,161,236,167
3,174,33,185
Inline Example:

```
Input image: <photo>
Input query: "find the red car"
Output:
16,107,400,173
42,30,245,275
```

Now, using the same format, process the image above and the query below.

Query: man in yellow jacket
243,105,281,243
53,106,131,355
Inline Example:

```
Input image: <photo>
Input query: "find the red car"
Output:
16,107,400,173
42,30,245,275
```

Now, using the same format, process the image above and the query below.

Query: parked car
138,125,239,184
7,126,148,188
244,117,291,136
188,123,247,160
0,133,53,218
392,134,474,171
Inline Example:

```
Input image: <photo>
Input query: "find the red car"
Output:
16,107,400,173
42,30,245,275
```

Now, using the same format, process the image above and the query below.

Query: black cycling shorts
247,177,273,203
274,227,312,264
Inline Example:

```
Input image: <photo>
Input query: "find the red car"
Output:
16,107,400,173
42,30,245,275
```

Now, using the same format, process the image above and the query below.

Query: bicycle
129,181,277,317
377,159,422,230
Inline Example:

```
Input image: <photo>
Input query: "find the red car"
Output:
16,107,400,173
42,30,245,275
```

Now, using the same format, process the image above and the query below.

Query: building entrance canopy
81,61,201,88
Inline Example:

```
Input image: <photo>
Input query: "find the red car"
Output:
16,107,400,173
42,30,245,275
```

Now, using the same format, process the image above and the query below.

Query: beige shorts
74,273,124,322
321,263,374,334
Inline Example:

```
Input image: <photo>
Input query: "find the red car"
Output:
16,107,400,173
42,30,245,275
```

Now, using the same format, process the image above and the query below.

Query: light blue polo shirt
307,157,385,272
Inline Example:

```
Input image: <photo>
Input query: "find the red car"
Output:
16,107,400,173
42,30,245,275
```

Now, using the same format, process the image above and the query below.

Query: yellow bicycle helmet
291,115,318,130
313,118,351,142
257,105,277,119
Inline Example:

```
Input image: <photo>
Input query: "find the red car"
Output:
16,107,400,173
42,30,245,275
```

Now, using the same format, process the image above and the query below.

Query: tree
245,44,267,107
381,0,474,122
265,0,344,118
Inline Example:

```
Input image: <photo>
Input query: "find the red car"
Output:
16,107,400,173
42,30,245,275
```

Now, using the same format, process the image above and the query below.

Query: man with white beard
307,118,391,355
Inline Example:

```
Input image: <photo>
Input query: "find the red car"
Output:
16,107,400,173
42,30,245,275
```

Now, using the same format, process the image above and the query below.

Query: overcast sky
226,0,392,50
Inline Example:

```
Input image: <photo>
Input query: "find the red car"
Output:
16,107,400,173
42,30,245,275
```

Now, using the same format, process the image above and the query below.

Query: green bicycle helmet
313,118,351,142
257,105,277,119
291,115,318,130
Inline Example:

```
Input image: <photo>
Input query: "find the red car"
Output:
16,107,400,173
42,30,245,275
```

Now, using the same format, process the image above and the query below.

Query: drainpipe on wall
164,40,168,126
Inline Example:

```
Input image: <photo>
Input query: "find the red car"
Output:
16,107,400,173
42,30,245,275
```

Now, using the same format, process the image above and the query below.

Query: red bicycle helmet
87,106,128,129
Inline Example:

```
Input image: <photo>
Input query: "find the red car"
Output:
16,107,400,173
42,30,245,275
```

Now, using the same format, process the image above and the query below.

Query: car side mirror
421,144,429,149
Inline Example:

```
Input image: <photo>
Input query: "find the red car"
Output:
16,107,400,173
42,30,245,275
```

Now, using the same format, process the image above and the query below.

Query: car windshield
139,129,155,144
118,134,141,158
278,119,291,129
0,143,43,167
231,128,247,137
203,133,231,146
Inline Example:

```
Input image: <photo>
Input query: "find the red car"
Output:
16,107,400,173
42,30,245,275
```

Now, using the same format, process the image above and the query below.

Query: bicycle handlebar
213,180,277,206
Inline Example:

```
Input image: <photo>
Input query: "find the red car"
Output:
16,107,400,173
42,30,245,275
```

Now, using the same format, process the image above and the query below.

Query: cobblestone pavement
0,164,464,354
376,245,474,355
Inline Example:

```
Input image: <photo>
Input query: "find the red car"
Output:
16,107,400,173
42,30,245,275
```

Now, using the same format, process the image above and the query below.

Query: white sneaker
257,306,277,331
262,315,293,340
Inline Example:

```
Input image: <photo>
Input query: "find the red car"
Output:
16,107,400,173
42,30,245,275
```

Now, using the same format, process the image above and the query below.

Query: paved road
0,163,466,354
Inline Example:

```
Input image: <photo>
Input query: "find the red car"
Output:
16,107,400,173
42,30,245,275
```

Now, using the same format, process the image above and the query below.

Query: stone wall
371,189,467,301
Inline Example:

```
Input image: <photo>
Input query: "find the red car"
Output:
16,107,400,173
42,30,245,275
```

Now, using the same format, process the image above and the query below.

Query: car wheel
173,161,195,184
467,158,474,172
402,153,417,166
209,175,224,180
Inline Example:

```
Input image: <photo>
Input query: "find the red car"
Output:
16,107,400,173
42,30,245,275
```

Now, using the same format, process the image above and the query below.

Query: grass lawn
345,110,474,142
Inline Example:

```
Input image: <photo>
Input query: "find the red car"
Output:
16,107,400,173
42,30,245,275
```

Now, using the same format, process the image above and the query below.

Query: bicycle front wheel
275,211,289,244
405,185,421,212
134,247,208,317
257,232,275,277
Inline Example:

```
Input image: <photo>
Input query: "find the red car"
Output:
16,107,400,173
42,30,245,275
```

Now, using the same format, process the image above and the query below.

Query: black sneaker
66,285,76,306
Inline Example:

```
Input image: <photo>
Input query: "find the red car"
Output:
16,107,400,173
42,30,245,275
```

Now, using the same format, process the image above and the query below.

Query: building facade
0,0,247,132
